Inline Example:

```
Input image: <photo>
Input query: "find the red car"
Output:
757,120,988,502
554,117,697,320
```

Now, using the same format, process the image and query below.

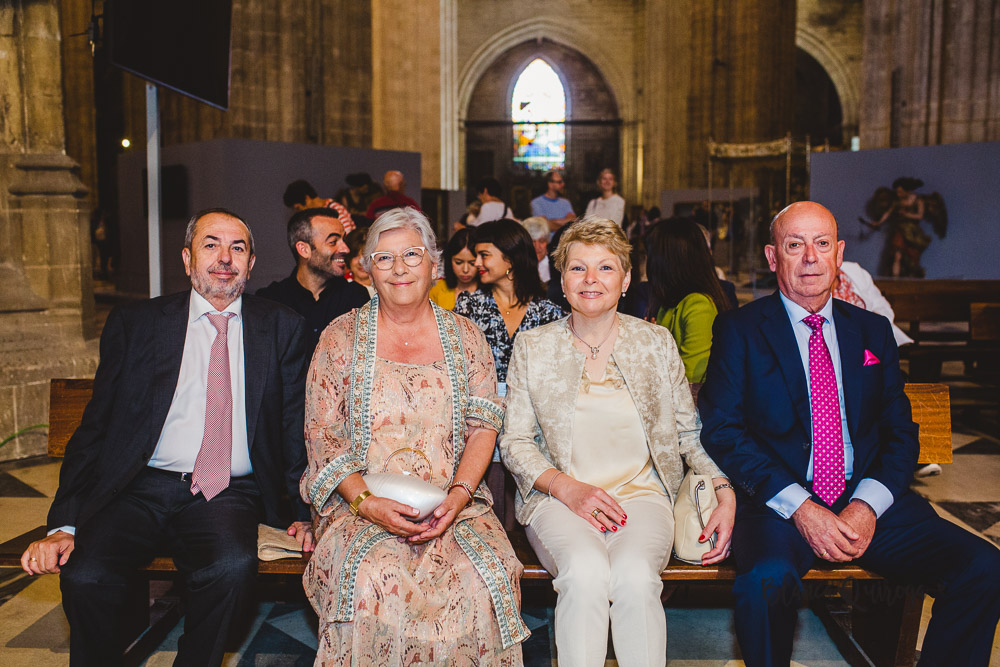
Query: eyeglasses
369,246,427,271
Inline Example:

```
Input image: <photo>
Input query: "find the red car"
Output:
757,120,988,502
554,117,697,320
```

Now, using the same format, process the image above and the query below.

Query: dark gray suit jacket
48,291,310,531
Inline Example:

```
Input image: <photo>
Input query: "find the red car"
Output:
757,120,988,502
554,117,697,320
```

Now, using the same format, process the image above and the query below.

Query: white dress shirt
766,293,894,520
149,289,252,476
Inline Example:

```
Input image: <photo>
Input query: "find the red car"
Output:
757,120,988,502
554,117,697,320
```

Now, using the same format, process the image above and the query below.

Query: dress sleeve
459,317,505,433
299,313,365,516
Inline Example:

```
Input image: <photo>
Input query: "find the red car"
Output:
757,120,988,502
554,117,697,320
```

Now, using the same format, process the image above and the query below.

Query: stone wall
861,0,1000,148
1,0,99,462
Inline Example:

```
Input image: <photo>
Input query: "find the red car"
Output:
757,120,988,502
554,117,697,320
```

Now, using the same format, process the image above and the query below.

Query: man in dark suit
22,209,314,666
699,201,1000,666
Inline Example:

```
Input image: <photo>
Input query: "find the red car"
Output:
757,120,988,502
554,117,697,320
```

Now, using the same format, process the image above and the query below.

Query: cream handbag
672,471,719,564
363,448,447,521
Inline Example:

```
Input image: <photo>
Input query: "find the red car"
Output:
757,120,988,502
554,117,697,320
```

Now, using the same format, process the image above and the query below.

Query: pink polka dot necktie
803,313,845,505
191,312,234,501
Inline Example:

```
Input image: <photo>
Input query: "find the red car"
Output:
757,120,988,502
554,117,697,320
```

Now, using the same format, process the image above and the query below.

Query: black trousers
60,467,261,667
730,492,1000,667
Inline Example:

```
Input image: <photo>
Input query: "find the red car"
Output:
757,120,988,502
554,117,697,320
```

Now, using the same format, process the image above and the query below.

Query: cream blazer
499,314,724,525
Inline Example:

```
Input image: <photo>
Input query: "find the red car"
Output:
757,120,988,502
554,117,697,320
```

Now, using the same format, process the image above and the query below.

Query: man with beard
257,208,370,352
21,209,314,666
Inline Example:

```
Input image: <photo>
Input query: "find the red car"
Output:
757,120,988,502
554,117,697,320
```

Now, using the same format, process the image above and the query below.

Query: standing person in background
472,178,514,226
257,209,370,352
345,228,376,299
365,170,422,219
584,169,626,226
283,178,355,233
430,228,479,310
531,170,576,232
455,219,564,385
646,218,732,383
520,217,551,284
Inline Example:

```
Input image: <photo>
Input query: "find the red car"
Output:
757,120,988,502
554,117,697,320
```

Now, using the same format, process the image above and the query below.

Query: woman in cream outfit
500,216,736,666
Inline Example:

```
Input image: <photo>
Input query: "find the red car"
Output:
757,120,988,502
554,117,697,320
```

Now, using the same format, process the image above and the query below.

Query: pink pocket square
863,350,880,366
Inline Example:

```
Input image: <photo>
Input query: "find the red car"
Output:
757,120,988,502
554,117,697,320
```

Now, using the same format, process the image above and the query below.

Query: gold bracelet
449,481,474,503
349,490,372,516
714,483,734,492
546,470,563,498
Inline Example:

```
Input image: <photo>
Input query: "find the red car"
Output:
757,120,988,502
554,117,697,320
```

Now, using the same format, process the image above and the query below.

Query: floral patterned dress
301,297,529,665
454,290,565,382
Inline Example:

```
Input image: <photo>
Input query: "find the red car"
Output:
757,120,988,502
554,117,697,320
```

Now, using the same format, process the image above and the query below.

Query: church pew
0,378,954,666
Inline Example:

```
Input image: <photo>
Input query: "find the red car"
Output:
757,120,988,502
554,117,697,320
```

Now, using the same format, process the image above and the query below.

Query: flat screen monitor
107,0,233,110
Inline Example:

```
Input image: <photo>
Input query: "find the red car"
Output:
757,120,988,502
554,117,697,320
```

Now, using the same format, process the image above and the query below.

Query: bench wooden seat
0,378,955,666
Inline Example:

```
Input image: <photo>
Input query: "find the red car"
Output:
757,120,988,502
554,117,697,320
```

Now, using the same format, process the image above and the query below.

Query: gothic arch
457,17,632,124
796,25,860,137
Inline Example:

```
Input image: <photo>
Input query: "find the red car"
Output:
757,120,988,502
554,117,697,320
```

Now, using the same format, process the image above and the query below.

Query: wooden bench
0,378,954,666
877,279,1000,381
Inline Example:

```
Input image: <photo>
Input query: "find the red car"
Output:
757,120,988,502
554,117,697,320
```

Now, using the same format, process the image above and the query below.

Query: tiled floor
1,352,998,665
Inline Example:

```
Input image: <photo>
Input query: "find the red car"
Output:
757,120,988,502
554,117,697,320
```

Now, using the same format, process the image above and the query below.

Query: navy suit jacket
699,292,919,517
48,291,310,532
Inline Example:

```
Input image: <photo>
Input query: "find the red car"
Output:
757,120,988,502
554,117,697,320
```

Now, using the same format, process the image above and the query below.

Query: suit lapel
759,293,812,432
152,293,190,439
242,297,270,450
833,300,863,438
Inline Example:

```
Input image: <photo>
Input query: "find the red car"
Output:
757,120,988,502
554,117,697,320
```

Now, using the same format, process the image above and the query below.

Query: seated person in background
500,216,734,666
429,227,478,310
834,260,913,347
531,169,576,232
696,222,739,309
283,178,355,233
699,201,1000,667
584,168,626,226
520,216,551,284
345,227,376,299
455,219,564,385
21,209,313,666
646,218,733,382
365,170,421,219
301,207,527,664
257,208,369,352
472,177,514,226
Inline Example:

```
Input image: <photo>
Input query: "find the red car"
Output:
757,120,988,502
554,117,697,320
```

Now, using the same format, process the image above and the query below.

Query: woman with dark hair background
646,217,732,383
430,227,479,310
455,219,564,385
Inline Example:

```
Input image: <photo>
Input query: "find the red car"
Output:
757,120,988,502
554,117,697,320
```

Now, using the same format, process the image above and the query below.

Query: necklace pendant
590,346,599,359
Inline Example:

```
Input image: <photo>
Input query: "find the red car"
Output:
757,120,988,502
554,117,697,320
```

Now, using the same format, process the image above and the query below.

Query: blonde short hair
552,216,632,274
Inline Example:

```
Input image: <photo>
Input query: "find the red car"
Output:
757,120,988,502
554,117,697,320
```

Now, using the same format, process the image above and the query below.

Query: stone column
0,0,99,462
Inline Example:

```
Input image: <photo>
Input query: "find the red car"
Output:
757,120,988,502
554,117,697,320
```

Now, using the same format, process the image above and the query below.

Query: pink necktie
191,312,234,501
803,313,845,505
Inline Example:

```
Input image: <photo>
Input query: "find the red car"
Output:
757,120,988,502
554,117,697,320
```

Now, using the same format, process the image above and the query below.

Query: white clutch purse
362,448,447,521
362,472,447,521
672,471,719,564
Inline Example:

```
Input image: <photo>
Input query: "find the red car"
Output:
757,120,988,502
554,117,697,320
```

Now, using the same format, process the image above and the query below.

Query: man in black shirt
257,208,369,351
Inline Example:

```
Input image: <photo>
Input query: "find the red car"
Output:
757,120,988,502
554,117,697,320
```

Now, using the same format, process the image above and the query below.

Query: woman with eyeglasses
301,208,528,665
454,219,564,385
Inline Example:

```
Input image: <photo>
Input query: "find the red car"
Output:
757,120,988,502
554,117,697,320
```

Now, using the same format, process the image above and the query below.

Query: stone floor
1,289,999,667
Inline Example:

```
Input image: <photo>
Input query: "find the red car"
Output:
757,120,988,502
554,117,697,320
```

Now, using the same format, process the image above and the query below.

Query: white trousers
526,494,674,667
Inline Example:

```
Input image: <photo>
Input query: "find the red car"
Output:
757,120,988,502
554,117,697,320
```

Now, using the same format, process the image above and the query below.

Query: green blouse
656,292,718,383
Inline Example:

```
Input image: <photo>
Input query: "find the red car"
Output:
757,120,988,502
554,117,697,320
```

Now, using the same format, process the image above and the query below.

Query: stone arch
796,25,859,138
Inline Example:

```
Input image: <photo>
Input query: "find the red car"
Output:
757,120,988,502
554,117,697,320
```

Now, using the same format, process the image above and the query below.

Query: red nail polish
612,526,618,532
622,514,627,519
600,527,606,532
621,520,626,526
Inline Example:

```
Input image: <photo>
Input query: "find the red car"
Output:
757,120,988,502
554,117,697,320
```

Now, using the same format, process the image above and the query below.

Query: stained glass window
511,59,566,171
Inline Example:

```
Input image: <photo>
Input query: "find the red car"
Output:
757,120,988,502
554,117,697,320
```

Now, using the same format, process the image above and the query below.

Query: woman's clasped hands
549,472,627,533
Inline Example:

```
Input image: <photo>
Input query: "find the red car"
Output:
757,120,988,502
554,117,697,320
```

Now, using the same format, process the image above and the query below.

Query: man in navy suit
22,209,315,666
699,201,1000,666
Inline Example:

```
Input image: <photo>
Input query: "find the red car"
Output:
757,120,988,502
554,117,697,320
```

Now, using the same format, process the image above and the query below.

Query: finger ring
591,508,602,518
30,557,37,562
821,551,829,558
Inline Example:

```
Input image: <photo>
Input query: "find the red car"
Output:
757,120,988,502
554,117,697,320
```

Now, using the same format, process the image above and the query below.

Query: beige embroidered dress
301,297,529,665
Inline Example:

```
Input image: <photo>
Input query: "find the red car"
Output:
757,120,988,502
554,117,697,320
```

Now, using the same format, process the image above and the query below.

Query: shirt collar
189,288,242,324
778,290,834,327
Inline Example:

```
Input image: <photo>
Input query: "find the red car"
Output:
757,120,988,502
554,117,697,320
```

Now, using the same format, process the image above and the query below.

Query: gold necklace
568,315,617,359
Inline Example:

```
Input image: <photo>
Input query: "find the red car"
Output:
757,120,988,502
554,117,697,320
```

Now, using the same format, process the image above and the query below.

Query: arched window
511,59,566,171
